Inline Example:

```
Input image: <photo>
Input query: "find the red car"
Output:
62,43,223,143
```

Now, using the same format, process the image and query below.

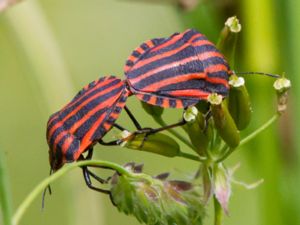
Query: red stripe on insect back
206,77,229,88
149,31,202,54
130,55,199,85
77,112,108,157
189,32,204,42
167,89,210,98
149,33,183,53
140,73,207,92
131,37,209,71
47,82,123,141
196,51,225,61
132,42,191,70
47,78,115,126
205,64,228,73
53,130,68,152
61,134,75,156
63,77,116,111
146,40,155,48
175,99,183,108
69,93,121,134
192,39,215,47
148,95,158,105
161,98,170,108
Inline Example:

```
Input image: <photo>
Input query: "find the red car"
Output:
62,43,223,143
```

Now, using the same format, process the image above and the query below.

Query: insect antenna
234,71,281,78
41,168,53,210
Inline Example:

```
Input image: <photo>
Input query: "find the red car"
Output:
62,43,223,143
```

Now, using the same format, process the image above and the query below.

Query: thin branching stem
12,160,131,225
216,113,279,162
154,116,195,150
177,151,206,162
214,196,222,225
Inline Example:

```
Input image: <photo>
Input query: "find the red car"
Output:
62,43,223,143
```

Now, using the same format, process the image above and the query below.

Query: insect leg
82,166,110,194
98,139,122,146
113,123,126,131
80,149,108,184
124,106,142,130
134,119,187,136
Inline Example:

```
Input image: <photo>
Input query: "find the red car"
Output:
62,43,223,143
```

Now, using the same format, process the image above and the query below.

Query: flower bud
183,107,213,155
273,77,291,114
228,75,252,130
208,93,240,148
217,16,242,67
124,133,180,157
110,163,205,225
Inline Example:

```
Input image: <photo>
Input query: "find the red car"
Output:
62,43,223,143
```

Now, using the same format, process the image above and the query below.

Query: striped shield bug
46,76,128,171
46,75,134,195
124,28,231,109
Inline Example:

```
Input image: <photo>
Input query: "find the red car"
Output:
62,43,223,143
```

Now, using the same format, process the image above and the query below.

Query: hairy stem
0,150,13,225
12,160,131,225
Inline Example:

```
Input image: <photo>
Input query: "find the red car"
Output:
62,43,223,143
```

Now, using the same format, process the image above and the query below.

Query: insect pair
46,28,250,197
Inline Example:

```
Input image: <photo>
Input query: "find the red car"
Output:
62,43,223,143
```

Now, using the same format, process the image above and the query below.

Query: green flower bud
141,101,164,118
208,94,240,148
110,163,205,225
183,106,198,122
183,107,213,156
228,75,252,130
225,16,242,33
217,16,242,67
273,77,291,114
124,132,180,157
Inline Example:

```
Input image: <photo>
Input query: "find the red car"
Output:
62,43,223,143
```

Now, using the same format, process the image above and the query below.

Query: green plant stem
154,116,195,150
216,113,279,162
214,195,222,225
12,160,130,225
0,150,13,225
177,151,205,162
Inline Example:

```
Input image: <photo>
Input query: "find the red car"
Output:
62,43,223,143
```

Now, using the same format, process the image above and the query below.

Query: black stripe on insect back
142,94,151,102
140,29,204,60
73,107,108,139
59,79,122,120
65,137,80,161
194,44,222,55
47,78,122,130
203,82,229,96
127,45,197,79
90,90,128,141
71,77,111,101
49,85,124,146
207,70,229,79
157,79,207,92
132,60,205,90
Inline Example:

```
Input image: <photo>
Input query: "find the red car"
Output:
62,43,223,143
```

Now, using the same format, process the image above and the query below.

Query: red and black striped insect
124,28,231,109
46,75,145,195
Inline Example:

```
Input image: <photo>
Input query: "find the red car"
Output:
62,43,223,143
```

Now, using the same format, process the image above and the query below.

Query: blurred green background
0,0,299,224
